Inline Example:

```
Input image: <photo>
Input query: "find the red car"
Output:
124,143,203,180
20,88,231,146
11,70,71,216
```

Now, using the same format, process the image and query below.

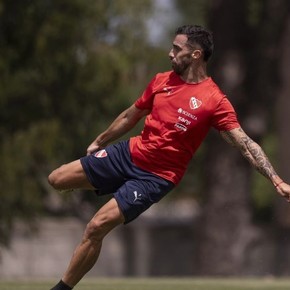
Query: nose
168,49,174,59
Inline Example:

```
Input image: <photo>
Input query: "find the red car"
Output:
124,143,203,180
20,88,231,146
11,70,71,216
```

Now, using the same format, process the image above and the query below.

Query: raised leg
48,160,94,190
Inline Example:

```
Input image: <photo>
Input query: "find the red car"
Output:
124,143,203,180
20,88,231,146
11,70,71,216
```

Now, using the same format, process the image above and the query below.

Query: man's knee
48,166,65,190
85,212,122,243
48,160,92,191
85,219,108,242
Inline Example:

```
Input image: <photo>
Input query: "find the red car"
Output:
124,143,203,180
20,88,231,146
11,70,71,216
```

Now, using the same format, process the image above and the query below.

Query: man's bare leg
48,160,94,190
63,198,125,286
48,161,125,289
51,198,125,289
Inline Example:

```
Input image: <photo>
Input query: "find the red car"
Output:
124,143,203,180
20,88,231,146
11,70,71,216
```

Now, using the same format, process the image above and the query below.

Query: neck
180,62,208,84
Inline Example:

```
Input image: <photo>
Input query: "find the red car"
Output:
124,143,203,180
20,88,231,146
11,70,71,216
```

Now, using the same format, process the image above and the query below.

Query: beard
171,60,191,76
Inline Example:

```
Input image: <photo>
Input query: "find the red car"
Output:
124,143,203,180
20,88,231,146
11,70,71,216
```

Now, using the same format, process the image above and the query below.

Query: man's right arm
86,104,150,155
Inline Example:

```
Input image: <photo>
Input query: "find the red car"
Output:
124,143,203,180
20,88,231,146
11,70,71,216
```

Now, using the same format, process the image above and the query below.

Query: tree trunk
196,135,260,275
195,0,290,275
275,14,290,229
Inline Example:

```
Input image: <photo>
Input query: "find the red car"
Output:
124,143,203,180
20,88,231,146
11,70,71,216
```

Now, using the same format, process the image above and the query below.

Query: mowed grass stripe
0,278,290,290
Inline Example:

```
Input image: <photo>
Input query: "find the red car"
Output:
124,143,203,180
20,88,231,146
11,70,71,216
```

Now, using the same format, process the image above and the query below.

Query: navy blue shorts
80,140,175,224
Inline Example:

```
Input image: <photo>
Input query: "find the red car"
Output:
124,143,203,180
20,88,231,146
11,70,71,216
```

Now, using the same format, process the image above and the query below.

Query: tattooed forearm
241,135,278,179
221,128,278,181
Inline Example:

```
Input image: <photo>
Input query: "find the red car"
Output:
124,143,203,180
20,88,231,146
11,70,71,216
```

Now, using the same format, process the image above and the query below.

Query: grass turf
0,278,290,290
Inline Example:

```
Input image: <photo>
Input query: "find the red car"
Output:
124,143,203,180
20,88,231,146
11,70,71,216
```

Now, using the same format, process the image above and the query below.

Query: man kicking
48,25,290,290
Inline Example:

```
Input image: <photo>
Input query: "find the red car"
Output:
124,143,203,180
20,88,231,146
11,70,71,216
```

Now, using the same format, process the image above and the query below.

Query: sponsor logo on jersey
174,123,187,132
189,97,202,110
94,149,107,158
177,108,197,120
163,87,173,95
178,116,191,126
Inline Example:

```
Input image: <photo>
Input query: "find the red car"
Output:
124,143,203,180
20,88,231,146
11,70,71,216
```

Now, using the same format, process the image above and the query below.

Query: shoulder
206,78,226,99
154,70,175,82
155,70,174,77
205,78,237,111
196,78,228,110
149,70,178,90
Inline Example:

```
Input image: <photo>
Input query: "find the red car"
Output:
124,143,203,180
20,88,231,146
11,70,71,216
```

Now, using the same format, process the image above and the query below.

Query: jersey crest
189,97,202,110
94,149,108,158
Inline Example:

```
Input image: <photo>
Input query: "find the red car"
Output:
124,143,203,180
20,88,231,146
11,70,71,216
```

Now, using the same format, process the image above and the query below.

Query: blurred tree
187,0,290,275
275,5,290,248
0,0,169,246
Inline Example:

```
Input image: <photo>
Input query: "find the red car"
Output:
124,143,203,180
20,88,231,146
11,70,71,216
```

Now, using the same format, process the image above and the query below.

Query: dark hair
175,25,213,61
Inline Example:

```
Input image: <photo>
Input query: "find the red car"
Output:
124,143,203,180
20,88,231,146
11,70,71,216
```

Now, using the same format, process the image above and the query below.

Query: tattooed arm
220,127,290,202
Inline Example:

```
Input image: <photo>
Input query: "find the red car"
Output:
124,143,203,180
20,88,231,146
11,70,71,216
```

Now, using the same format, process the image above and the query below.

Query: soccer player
48,25,290,290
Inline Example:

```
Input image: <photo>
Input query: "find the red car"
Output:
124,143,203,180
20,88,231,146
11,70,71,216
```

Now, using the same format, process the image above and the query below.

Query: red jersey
129,71,240,184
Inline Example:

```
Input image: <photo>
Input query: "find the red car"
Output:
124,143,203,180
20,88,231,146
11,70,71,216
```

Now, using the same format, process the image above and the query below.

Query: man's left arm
220,127,290,202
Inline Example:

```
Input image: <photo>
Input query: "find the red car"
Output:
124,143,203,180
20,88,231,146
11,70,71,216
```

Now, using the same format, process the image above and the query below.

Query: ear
192,49,202,59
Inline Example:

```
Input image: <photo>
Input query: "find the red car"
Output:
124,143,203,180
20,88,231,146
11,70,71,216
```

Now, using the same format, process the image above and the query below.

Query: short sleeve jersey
129,71,240,184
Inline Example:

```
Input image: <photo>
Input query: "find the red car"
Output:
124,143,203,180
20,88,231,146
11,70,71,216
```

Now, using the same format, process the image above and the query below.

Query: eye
172,44,181,53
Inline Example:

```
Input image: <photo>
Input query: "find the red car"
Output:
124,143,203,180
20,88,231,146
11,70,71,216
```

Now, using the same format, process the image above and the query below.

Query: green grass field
0,278,290,290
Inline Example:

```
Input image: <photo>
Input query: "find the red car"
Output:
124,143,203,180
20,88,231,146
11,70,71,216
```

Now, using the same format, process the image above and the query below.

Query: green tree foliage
0,0,168,246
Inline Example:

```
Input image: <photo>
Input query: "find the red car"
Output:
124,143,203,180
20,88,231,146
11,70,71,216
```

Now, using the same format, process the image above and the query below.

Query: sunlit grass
0,277,290,290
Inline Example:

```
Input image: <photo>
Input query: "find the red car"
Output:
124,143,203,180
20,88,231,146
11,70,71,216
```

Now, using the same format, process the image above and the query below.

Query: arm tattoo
222,128,278,180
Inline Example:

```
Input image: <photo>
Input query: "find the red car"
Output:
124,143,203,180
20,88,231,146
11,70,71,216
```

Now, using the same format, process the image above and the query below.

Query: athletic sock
50,280,73,290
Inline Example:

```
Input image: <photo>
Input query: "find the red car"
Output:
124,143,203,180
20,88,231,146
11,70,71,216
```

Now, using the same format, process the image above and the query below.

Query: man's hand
85,104,149,156
276,182,290,203
86,140,102,156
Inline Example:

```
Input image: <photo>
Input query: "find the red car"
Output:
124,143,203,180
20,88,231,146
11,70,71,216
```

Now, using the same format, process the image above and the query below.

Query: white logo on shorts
133,191,142,202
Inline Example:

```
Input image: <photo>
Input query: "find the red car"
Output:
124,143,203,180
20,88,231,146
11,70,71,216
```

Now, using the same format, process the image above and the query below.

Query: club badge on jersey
94,149,108,158
189,97,202,110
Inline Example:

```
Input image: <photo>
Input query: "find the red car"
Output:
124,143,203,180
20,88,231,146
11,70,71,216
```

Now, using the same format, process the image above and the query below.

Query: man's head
169,25,213,76
175,25,214,62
